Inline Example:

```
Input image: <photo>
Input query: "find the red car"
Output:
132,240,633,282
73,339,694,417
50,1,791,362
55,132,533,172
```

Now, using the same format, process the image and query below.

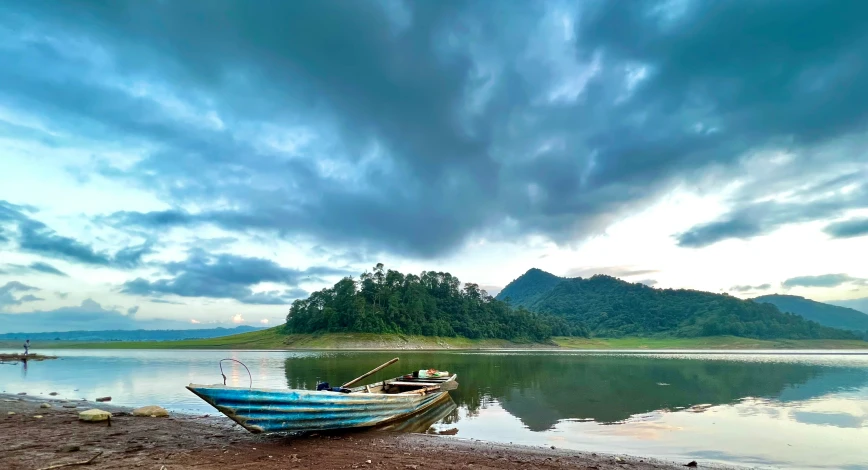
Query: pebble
59,445,80,453
7,411,15,415
49,392,58,396
33,415,43,419
95,396,112,402
40,403,51,409
63,404,78,408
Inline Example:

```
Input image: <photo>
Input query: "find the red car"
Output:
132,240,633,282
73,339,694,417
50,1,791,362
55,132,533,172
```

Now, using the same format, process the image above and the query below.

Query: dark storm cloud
120,250,346,305
730,284,772,293
824,218,868,239
3,1,868,254
782,274,867,289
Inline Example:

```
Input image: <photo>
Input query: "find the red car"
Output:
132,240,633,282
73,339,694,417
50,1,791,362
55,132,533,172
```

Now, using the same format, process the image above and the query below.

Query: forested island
285,265,863,342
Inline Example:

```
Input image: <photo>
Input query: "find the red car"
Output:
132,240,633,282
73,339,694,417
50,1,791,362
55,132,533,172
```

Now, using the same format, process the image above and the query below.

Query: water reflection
2,350,867,469
374,396,459,434
281,352,868,431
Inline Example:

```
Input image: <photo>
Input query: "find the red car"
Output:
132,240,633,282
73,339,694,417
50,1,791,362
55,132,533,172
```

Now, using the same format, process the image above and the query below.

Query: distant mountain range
0,325,264,342
496,269,864,340
828,297,868,316
752,295,868,332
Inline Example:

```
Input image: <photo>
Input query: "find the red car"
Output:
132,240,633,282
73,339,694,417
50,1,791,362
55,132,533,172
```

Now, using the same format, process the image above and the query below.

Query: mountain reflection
284,352,868,431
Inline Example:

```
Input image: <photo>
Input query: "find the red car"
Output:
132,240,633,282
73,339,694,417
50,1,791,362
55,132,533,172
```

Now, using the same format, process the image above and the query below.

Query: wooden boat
186,358,458,433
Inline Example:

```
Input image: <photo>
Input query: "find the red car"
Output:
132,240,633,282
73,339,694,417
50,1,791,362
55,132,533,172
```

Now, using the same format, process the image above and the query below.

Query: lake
2,349,867,469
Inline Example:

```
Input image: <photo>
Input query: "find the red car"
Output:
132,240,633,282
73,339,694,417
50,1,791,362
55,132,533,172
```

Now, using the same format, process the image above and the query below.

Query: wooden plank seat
387,381,442,387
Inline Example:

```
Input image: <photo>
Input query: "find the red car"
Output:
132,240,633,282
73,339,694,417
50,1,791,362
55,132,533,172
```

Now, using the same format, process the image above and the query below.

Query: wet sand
1,394,709,470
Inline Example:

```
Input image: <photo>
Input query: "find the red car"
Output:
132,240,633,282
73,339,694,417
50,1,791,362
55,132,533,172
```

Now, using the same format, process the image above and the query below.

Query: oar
342,357,400,388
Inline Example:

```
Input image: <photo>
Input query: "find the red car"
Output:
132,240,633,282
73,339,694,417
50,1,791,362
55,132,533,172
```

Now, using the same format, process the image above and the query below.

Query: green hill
497,269,860,340
497,268,563,306
285,264,560,341
752,294,868,332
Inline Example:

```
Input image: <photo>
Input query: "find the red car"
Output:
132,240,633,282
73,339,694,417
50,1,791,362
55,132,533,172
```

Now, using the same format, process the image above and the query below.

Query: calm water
2,349,867,469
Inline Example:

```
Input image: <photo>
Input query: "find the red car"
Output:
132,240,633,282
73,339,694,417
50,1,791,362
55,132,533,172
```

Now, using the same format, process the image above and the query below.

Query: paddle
342,357,400,388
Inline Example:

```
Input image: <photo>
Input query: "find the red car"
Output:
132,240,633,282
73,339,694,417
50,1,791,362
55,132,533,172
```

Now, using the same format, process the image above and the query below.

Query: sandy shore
1,394,712,470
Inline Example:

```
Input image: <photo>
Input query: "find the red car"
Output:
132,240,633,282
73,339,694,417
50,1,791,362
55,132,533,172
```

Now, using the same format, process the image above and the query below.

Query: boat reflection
373,395,459,434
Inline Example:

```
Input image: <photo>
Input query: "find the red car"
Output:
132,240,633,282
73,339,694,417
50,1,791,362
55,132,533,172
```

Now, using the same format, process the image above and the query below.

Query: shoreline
0,393,721,470
3,330,867,351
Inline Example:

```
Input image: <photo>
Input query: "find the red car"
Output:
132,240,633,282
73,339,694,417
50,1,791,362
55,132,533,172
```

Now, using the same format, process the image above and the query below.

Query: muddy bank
0,353,57,362
1,394,717,470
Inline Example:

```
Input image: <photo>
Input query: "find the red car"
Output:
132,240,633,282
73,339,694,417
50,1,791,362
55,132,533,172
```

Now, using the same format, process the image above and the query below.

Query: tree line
284,264,586,341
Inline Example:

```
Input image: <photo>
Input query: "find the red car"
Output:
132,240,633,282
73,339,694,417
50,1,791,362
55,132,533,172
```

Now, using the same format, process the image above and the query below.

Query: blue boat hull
186,383,452,433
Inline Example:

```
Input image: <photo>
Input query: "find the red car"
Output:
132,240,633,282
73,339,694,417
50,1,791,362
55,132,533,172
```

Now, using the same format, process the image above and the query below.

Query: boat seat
388,381,442,387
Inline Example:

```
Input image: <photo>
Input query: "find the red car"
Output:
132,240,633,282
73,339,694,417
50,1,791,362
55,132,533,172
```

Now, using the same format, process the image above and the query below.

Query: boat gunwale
187,372,457,397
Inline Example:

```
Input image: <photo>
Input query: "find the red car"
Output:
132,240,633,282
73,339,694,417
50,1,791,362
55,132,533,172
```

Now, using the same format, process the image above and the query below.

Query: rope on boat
219,358,252,388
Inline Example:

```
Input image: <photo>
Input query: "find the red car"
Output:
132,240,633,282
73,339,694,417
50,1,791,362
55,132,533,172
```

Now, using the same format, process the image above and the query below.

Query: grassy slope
552,336,868,350
6,327,867,350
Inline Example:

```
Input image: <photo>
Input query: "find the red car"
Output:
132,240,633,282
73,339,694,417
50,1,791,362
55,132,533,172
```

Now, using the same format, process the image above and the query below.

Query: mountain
752,295,868,332
497,268,563,306
0,325,264,342
497,269,860,340
828,297,868,315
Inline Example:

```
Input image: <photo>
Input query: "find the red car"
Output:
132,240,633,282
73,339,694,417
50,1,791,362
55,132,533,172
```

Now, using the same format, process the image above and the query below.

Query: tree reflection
284,352,868,431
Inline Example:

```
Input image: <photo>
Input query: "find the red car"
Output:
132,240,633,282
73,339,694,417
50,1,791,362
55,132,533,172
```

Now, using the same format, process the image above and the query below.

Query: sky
1,0,867,333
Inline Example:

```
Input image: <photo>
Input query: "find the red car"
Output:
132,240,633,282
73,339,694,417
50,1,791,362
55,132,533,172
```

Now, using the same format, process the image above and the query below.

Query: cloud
729,283,772,293
3,261,68,277
0,298,199,333
0,281,42,308
677,181,867,247
120,250,341,304
782,274,868,289
191,319,201,324
17,220,113,265
478,285,503,297
565,266,659,279
55,292,69,299
637,279,658,287
2,2,866,257
260,319,270,325
231,314,244,324
824,218,868,239
27,261,69,276
126,306,139,316
150,299,185,305
0,201,152,268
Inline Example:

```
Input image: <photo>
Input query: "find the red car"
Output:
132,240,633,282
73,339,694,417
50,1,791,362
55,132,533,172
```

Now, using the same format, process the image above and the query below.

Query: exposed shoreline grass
2,327,867,350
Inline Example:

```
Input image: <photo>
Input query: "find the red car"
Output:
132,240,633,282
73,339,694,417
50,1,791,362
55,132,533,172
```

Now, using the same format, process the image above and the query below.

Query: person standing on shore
23,339,30,356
